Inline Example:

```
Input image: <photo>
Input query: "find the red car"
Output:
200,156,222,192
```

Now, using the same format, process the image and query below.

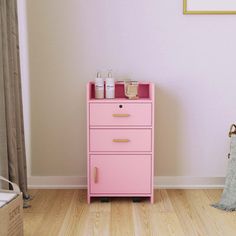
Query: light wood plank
204,189,236,235
132,201,152,236
151,212,185,236
150,190,185,236
58,190,86,236
168,189,209,236
111,198,135,236
183,190,223,236
23,213,45,236
77,209,110,236
24,189,59,214
75,197,111,236
27,189,75,236
154,189,174,213
23,189,236,236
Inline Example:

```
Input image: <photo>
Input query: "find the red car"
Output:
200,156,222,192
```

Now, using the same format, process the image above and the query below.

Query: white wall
23,0,236,185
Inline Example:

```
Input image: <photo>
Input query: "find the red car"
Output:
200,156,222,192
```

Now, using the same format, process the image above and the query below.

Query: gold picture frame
183,0,236,14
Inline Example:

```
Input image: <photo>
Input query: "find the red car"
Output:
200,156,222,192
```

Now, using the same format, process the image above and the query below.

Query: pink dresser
87,82,155,203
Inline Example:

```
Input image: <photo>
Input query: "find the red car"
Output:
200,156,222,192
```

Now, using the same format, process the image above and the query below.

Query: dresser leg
100,197,110,202
151,195,154,204
87,196,91,204
132,197,142,202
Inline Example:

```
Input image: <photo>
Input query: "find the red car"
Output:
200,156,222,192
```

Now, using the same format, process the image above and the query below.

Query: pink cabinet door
90,103,152,126
90,129,151,152
90,155,151,194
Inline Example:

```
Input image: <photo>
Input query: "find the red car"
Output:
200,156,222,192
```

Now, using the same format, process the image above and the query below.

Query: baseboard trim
28,176,225,189
28,176,87,189
155,176,225,189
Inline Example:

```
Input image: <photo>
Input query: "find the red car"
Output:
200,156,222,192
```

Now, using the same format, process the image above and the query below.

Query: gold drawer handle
112,139,130,143
94,167,98,183
112,114,130,117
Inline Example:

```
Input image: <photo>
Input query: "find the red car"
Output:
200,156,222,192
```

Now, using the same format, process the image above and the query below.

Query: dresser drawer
90,129,151,152
89,103,151,126
90,154,151,194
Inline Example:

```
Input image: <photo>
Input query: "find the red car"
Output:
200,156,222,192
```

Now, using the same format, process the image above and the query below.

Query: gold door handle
112,139,130,143
112,114,130,117
94,167,98,183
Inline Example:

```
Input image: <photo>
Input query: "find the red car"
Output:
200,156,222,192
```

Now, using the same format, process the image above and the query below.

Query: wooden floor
23,189,236,236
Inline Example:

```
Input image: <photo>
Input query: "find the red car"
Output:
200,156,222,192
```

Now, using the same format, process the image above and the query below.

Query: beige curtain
0,0,28,197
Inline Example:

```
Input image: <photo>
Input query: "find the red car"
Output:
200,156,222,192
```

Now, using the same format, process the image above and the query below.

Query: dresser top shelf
87,81,154,101
89,98,152,103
